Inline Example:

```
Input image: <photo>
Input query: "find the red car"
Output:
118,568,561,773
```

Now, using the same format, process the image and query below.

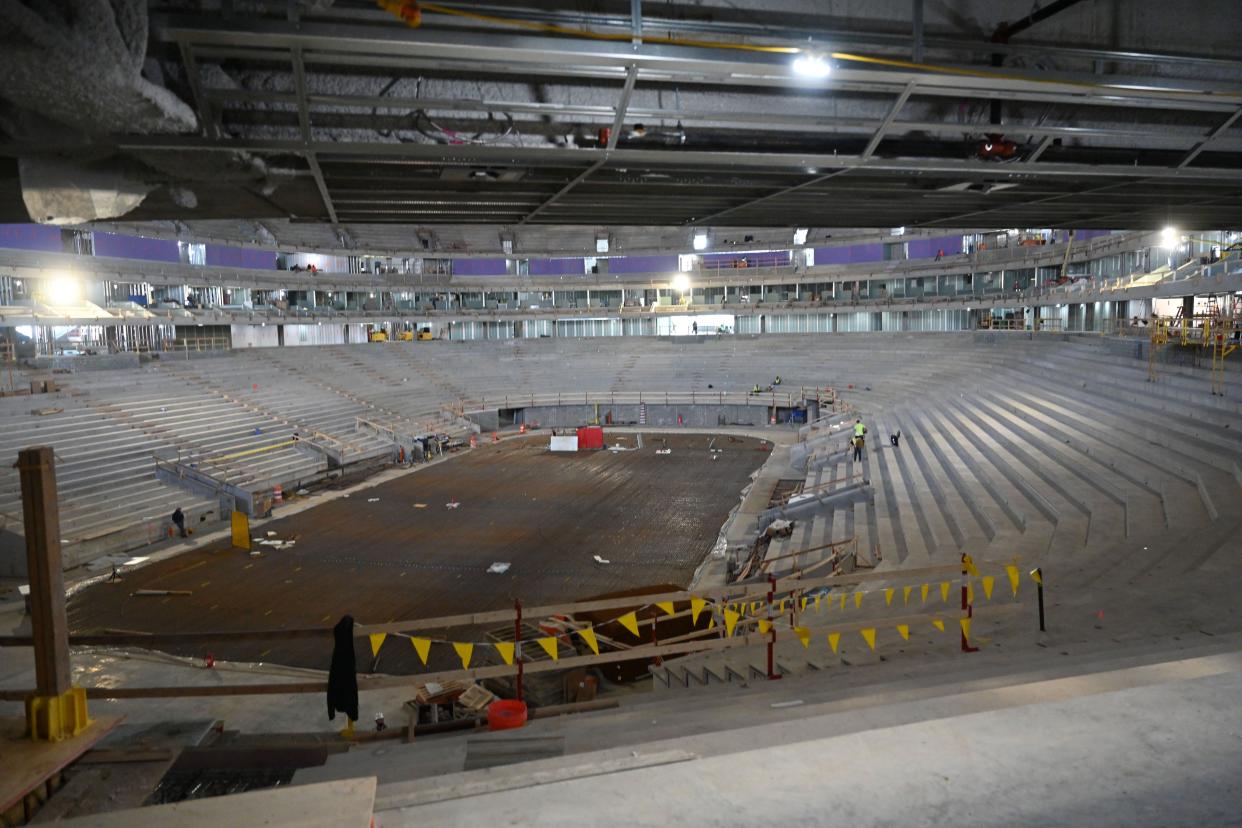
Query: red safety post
961,553,979,653
766,575,781,680
514,598,524,702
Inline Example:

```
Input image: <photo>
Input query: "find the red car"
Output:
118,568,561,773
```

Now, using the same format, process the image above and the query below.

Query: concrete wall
494,402,782,428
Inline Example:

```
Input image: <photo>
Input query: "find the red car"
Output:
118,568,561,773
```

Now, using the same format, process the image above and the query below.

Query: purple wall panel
907,235,963,260
206,244,276,269
452,258,509,276
529,257,584,276
813,243,884,265
606,254,679,274
0,223,63,252
1074,229,1112,241
93,231,180,263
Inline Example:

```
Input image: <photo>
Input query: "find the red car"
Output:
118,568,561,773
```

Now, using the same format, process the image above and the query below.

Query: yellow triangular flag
860,628,877,650
656,601,675,616
920,583,930,603
903,585,913,605
884,588,894,606
751,601,762,615
800,597,808,612
854,592,863,609
966,582,974,604
618,611,640,637
982,575,995,600
537,636,559,661
940,581,951,603
839,594,846,611
1006,565,1021,596
963,554,980,577
897,624,910,641
828,632,841,654
411,637,431,665
758,619,772,634
368,633,387,657
724,608,741,637
960,617,972,641
795,626,811,648
493,641,514,665
1030,568,1043,585
932,618,945,632
690,597,707,624
708,616,716,629
814,594,822,611
578,626,599,655
778,599,787,614
452,641,473,669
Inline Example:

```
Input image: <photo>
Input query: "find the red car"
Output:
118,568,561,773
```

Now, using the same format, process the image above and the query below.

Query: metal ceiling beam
687,169,852,225
291,47,339,224
861,81,916,160
153,16,1242,113
1027,135,1056,162
1177,106,1242,169
518,65,639,225
80,136,1242,182
177,42,219,139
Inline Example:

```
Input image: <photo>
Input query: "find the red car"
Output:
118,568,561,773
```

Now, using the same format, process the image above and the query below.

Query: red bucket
487,699,528,731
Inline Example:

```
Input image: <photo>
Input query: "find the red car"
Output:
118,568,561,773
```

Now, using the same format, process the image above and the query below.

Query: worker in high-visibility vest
853,419,867,440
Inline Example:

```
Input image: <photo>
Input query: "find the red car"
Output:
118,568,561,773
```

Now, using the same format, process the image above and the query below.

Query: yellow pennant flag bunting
368,633,387,657
966,582,975,604
751,601,763,615
690,596,707,624
656,601,675,616
828,632,841,654
932,618,946,632
800,597,808,612
963,554,980,577
884,588,894,606
795,626,811,648
1030,568,1043,585
839,593,847,611
940,581,951,603
860,628,877,651
1006,565,1021,596
982,575,995,600
411,637,432,664
537,637,560,661
724,608,741,637
959,617,972,642
758,619,772,634
493,641,515,666
854,592,864,609
903,585,913,605
921,583,930,603
708,616,716,629
453,641,474,669
814,595,822,612
578,626,600,655
897,624,910,641
618,611,640,637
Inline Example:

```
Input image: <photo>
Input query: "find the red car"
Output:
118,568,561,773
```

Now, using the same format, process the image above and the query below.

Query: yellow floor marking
209,604,219,611
264,609,273,616
200,581,210,588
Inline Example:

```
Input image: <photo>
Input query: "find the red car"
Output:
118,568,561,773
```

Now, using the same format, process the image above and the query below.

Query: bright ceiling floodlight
45,273,80,305
692,231,709,251
793,228,809,245
1160,226,1180,248
672,273,691,293
792,52,831,79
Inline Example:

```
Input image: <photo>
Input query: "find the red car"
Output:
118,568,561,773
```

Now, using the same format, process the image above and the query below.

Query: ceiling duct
439,168,527,182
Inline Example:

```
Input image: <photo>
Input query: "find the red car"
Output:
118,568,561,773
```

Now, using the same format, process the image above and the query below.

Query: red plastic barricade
576,426,604,450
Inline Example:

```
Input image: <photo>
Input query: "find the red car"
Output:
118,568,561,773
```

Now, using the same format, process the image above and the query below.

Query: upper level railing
453,388,823,414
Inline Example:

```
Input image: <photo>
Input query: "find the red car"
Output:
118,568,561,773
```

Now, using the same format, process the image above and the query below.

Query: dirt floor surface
68,433,768,673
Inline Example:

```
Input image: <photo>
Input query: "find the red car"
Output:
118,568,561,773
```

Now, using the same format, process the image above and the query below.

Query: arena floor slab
66,433,768,674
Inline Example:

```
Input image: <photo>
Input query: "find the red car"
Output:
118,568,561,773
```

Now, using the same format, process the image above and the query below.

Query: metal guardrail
454,389,817,414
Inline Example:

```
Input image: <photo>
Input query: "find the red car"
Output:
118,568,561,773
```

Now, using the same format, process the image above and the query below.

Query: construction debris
656,449,672,455
593,555,611,565
367,497,381,503
131,589,192,597
446,500,461,509
487,562,511,574
413,503,428,508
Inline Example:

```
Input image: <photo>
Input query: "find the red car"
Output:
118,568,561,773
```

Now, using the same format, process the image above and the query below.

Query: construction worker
854,419,867,440
171,507,187,538
752,383,762,394
773,375,782,385
852,434,864,462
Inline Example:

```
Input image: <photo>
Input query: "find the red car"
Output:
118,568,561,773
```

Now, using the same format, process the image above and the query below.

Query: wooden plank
0,715,123,814
51,777,376,828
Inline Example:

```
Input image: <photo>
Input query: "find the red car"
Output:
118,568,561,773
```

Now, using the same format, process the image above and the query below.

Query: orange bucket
487,699,528,731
